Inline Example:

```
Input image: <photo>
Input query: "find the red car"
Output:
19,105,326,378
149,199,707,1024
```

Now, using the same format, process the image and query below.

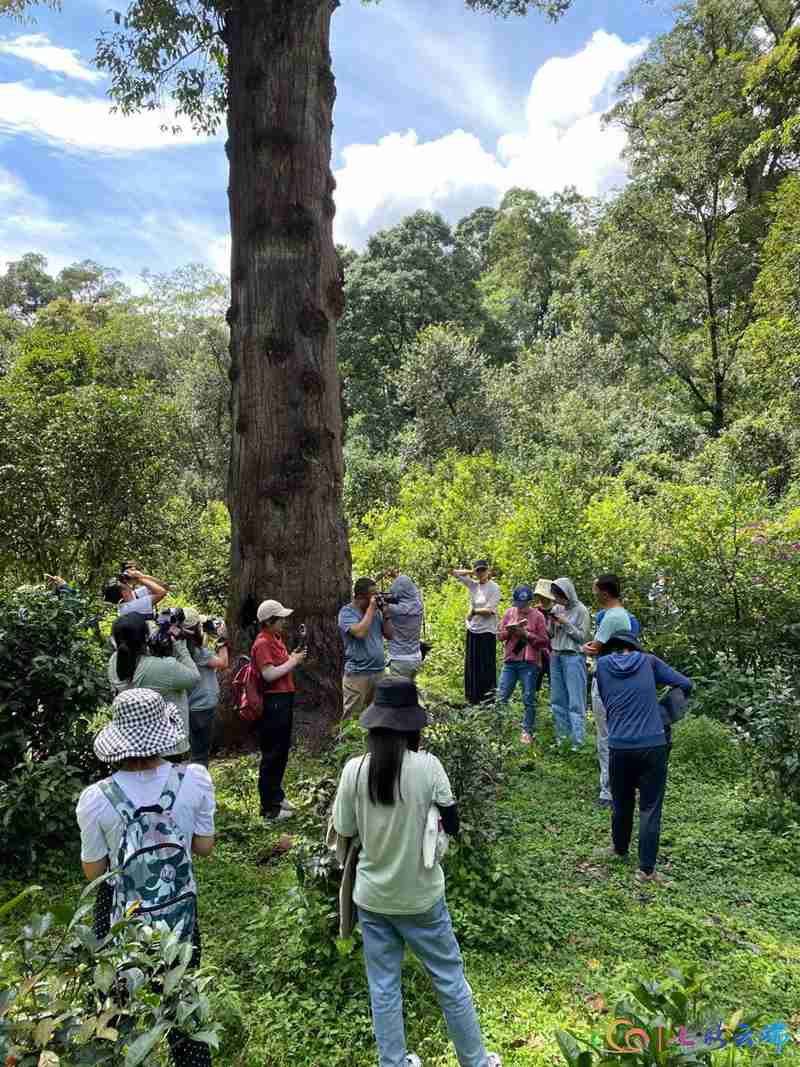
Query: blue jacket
596,651,692,750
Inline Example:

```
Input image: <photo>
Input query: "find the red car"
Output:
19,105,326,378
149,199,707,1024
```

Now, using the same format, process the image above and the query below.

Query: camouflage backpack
99,767,197,939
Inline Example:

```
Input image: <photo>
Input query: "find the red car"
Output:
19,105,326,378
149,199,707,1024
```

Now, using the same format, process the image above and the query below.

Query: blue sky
0,0,674,286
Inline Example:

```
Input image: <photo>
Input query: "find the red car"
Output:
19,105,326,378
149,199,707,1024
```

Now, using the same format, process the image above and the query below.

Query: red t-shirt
252,632,295,694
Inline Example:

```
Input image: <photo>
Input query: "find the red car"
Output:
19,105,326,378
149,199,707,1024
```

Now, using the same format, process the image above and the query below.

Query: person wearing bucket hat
497,585,550,744
75,689,215,1067
333,678,502,1067
251,598,307,821
451,561,501,705
184,607,229,767
595,628,692,884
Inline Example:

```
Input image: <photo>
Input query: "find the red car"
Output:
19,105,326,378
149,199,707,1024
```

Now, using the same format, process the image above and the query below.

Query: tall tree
480,186,585,346
583,0,785,436
338,210,487,449
5,0,572,735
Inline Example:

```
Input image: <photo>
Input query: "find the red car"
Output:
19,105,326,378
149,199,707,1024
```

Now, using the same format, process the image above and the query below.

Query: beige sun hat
257,599,293,622
533,579,555,602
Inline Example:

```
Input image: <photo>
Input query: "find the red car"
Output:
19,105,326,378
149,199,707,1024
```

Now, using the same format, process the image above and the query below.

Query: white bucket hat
94,688,186,763
257,599,293,622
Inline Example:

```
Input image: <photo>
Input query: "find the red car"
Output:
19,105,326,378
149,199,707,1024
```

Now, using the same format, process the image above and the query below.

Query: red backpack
231,657,264,722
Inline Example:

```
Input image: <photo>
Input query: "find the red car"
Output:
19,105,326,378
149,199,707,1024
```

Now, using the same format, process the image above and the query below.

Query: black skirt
464,630,497,705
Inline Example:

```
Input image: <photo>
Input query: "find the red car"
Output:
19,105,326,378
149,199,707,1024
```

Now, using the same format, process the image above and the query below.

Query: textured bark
224,0,350,748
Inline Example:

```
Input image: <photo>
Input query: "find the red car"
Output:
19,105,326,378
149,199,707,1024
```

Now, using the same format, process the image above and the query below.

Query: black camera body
374,592,399,610
149,607,187,658
202,616,224,636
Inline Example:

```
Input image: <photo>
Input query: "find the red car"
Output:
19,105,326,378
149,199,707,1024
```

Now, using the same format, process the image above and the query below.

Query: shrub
0,884,221,1066
671,716,741,781
555,964,781,1067
0,586,109,775
0,752,86,867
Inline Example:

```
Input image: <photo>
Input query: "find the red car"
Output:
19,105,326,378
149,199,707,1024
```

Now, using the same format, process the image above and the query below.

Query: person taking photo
547,577,591,750
251,598,307,822
452,561,501,705
108,612,199,760
385,572,425,681
338,578,393,718
103,566,168,620
183,608,229,767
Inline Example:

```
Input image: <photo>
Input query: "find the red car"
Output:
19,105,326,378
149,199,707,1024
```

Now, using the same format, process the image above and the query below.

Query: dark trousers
257,692,295,816
93,883,210,1067
464,631,497,705
609,746,668,874
189,706,216,767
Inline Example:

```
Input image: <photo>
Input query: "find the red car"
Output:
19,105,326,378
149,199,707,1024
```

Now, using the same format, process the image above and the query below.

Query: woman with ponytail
332,678,501,1067
108,614,199,759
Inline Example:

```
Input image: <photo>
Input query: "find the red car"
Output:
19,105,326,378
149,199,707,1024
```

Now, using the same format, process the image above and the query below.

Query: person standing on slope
547,578,591,750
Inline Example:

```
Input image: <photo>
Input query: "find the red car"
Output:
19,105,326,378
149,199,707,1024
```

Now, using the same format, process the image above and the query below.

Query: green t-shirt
333,750,455,915
595,606,632,644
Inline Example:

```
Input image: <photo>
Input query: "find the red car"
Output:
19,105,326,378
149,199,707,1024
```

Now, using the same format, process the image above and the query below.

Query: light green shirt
595,606,632,644
333,750,455,915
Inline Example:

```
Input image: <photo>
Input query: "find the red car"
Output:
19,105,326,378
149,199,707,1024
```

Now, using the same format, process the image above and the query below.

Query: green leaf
124,1023,167,1067
190,1030,220,1050
555,1029,581,1067
94,962,115,994
0,884,42,920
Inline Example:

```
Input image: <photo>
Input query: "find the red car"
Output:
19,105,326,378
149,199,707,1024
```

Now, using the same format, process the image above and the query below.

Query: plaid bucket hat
94,688,186,763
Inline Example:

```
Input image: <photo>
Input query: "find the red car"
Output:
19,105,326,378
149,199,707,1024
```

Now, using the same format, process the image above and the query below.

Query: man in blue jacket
595,629,692,884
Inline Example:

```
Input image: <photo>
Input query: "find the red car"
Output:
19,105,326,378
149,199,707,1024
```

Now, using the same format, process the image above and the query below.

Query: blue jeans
358,898,490,1067
498,661,540,734
550,653,587,745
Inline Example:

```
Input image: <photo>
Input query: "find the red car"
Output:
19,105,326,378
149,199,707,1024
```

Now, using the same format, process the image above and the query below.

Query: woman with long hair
332,677,501,1067
108,613,199,759
451,561,501,705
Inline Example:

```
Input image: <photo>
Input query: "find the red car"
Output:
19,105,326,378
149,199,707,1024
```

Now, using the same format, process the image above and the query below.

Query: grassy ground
3,703,800,1066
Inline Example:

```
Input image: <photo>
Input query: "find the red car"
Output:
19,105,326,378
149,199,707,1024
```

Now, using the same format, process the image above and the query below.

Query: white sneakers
406,1056,422,1067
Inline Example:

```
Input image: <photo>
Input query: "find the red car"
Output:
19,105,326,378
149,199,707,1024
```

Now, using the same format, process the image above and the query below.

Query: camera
374,592,399,610
149,606,187,657
202,616,224,636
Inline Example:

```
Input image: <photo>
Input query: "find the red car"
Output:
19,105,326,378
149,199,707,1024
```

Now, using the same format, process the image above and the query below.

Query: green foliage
0,585,108,775
0,382,179,587
670,715,741,781
0,885,220,1065
555,964,766,1067
396,324,500,461
159,497,231,614
0,752,86,868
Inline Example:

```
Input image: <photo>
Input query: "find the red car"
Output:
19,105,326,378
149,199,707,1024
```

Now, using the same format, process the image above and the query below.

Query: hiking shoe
280,799,295,812
487,1054,503,1067
406,1055,422,1067
264,809,294,824
595,797,613,809
636,869,671,886
593,845,628,861
521,731,532,745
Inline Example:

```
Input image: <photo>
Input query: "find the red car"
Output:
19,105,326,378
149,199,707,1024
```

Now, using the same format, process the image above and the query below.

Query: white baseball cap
257,599,293,622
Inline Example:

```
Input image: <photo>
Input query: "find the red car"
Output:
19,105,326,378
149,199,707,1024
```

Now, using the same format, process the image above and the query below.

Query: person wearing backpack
594,629,692,885
332,677,502,1067
75,688,215,1067
250,598,307,822
108,612,200,759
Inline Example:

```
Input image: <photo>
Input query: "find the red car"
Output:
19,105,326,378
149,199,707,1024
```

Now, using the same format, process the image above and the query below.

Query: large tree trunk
224,0,351,749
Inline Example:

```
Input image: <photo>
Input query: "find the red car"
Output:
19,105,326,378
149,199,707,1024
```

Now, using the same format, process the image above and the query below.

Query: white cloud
0,82,217,153
333,29,648,248
0,33,104,84
0,165,73,271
